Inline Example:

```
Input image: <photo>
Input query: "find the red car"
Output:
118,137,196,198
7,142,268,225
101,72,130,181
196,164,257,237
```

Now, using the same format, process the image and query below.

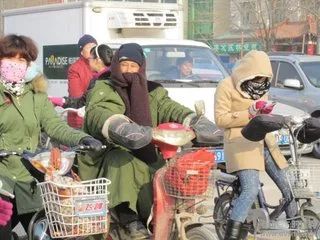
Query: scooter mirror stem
194,100,205,117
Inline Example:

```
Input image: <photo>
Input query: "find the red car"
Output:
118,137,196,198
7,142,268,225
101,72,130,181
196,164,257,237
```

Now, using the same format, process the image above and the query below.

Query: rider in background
49,44,113,109
0,34,102,239
79,43,218,239
214,50,298,240
67,34,97,128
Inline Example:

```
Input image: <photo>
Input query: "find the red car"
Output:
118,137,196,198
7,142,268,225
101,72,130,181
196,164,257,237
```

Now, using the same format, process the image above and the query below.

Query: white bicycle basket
286,162,320,198
38,178,111,238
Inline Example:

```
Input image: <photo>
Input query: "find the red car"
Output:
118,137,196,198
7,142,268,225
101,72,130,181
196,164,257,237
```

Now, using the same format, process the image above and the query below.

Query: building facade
1,0,319,55
211,0,320,56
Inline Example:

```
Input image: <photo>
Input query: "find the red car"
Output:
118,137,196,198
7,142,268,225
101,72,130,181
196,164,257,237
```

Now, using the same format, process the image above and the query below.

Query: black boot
224,219,243,240
115,203,150,239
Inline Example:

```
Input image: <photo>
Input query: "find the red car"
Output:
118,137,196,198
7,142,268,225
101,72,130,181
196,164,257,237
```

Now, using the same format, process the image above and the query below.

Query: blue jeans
230,149,298,223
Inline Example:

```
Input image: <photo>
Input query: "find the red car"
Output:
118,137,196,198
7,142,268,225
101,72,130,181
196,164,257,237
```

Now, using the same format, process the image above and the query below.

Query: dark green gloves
102,115,152,149
189,116,223,144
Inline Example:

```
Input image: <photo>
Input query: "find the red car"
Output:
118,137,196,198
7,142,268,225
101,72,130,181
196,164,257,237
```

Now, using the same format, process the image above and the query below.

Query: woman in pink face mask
0,36,37,96
0,35,102,239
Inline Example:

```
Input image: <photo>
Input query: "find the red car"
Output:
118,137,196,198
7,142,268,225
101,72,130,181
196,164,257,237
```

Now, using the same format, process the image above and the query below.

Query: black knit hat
78,34,97,51
118,43,144,66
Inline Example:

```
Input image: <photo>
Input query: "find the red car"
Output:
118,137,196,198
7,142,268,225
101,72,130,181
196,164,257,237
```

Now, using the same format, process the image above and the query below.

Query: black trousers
115,202,139,226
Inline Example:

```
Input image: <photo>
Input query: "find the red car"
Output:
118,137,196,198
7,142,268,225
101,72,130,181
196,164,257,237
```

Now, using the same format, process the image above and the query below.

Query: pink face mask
0,59,27,83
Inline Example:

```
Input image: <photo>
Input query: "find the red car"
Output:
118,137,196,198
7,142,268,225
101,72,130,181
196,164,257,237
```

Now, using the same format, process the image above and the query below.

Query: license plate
214,149,225,163
75,197,107,218
275,133,290,145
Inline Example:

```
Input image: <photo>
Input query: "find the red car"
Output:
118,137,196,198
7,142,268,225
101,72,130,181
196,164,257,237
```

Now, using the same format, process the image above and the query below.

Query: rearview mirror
283,79,303,90
166,52,186,58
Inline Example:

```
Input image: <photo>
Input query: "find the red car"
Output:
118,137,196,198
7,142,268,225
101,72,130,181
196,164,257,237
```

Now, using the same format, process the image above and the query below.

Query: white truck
3,0,184,95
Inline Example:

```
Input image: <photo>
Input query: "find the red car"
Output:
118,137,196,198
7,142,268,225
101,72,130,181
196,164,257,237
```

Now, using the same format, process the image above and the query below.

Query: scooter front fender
152,167,176,240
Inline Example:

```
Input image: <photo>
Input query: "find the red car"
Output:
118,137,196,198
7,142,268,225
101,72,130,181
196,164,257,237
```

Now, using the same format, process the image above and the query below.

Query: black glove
190,116,223,144
79,136,103,151
295,117,320,143
107,118,152,149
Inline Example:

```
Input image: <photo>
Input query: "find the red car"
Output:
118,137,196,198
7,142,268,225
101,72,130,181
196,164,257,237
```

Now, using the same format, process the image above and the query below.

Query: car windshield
142,45,227,83
300,61,320,88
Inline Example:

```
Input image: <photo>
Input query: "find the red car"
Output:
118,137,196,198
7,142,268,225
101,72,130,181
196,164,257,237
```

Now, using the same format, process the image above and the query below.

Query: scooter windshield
30,151,75,175
153,123,196,146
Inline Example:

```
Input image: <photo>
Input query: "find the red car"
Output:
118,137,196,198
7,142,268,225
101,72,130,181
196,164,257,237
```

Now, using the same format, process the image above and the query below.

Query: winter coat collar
0,75,47,95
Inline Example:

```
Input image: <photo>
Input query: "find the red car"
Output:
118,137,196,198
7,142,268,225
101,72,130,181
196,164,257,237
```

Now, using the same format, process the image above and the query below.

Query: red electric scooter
108,121,217,240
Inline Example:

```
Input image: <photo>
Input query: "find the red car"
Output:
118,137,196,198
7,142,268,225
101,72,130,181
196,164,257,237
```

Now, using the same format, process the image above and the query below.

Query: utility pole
318,15,320,54
0,0,3,36
241,31,244,57
302,33,305,53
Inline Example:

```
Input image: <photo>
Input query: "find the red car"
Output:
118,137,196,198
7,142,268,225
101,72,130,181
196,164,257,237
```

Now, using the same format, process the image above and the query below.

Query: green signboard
212,42,261,54
43,44,79,79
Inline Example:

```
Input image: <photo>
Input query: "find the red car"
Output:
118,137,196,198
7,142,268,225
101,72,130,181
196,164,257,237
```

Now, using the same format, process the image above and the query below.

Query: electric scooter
109,121,219,240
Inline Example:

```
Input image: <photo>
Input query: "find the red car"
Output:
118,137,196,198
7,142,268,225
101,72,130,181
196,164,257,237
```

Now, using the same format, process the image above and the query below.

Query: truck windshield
142,45,227,83
300,61,320,88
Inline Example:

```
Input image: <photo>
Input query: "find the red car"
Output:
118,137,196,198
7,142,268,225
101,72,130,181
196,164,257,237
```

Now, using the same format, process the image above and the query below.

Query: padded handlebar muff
241,115,285,142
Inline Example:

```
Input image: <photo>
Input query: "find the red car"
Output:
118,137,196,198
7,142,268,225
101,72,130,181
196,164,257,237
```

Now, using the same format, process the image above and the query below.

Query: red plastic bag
164,149,215,196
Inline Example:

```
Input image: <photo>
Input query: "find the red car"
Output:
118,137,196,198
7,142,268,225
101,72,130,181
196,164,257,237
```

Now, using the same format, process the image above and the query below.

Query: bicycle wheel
303,210,320,239
213,191,248,240
186,226,218,240
28,209,53,240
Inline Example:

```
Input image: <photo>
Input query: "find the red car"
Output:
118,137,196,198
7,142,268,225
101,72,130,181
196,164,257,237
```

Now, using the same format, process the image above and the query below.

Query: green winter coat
0,76,88,214
79,80,193,220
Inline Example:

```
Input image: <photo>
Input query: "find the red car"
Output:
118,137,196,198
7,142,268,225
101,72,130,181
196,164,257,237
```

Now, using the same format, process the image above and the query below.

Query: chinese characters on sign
212,42,261,54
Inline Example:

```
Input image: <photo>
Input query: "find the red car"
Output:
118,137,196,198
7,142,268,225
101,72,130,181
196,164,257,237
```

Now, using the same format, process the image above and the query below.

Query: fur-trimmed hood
29,74,48,93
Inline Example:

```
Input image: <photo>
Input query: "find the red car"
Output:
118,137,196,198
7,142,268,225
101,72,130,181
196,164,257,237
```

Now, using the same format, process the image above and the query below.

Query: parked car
105,39,312,157
269,53,320,157
272,102,312,156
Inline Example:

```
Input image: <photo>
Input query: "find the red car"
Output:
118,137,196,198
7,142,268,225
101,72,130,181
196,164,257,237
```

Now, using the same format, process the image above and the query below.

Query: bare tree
224,0,319,52
228,0,298,52
294,0,320,36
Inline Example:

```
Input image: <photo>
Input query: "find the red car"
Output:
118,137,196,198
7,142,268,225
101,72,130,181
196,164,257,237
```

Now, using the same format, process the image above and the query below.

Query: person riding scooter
0,34,103,239
78,43,219,239
214,50,298,240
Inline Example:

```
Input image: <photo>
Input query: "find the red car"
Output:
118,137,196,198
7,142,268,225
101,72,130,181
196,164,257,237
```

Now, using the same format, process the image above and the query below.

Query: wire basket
163,149,215,199
38,178,111,238
286,162,320,198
